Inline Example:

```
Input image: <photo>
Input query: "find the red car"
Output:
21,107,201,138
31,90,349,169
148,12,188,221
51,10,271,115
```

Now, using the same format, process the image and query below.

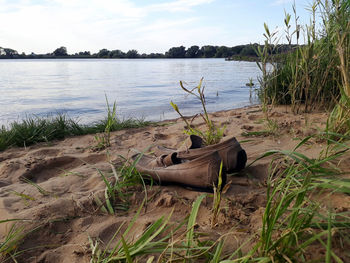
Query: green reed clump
90,194,229,262
0,219,42,263
0,221,25,261
325,0,350,134
171,78,225,145
241,134,350,262
94,152,149,215
258,0,349,124
0,109,151,152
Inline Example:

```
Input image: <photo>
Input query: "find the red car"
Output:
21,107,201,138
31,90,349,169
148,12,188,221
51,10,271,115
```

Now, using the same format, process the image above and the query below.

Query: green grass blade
121,236,133,263
186,194,206,256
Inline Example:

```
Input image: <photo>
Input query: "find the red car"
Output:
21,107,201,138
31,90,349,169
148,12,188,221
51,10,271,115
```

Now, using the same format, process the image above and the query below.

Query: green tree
240,44,258,56
201,45,217,58
109,49,125,58
186,45,201,58
166,46,186,58
0,48,19,58
148,53,165,58
53,46,68,56
78,51,91,56
126,49,139,58
97,48,110,58
215,46,232,58
230,45,245,55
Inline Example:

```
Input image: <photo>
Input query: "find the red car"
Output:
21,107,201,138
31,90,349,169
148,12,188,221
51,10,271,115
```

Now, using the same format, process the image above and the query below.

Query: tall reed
258,0,349,127
325,0,350,134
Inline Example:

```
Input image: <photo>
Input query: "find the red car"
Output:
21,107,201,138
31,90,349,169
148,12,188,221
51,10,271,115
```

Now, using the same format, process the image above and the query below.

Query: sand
0,105,349,262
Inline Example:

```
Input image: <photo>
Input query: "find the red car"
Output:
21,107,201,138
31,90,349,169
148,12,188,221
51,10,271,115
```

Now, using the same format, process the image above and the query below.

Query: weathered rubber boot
131,151,225,189
157,135,247,173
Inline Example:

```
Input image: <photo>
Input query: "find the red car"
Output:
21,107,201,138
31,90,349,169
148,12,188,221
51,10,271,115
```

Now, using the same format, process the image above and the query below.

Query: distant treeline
0,44,297,59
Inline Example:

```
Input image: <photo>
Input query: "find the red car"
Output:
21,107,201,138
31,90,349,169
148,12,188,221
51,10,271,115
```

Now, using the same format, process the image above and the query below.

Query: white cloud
272,0,293,6
0,0,217,54
148,0,215,12
136,18,198,32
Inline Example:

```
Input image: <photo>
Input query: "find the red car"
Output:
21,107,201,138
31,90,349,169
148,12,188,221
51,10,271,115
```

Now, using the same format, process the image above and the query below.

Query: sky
0,0,314,55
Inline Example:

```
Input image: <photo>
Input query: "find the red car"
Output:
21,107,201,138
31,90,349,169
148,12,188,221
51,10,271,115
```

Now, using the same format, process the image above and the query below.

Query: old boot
131,151,225,189
158,135,247,173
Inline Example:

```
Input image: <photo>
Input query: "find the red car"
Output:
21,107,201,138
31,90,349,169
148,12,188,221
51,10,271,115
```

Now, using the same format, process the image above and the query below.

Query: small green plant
89,193,235,262
0,222,25,261
241,118,279,137
11,191,35,206
94,96,118,150
170,78,225,145
90,200,177,263
211,161,224,228
94,152,149,215
21,177,52,196
0,219,39,262
246,78,256,103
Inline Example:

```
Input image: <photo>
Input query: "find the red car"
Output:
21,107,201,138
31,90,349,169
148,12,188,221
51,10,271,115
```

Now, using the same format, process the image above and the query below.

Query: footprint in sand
248,114,259,120
241,125,254,130
20,156,81,183
20,154,107,184
27,148,61,158
153,133,169,140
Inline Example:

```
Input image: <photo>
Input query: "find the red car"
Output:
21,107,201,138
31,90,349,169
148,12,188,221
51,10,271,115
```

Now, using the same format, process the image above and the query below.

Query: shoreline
0,103,260,152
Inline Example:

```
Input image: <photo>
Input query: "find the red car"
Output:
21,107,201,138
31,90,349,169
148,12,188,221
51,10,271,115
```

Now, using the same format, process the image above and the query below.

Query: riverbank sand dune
0,105,349,262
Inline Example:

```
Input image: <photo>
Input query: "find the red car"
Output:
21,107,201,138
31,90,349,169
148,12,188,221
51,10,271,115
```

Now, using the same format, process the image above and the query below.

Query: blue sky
0,0,313,54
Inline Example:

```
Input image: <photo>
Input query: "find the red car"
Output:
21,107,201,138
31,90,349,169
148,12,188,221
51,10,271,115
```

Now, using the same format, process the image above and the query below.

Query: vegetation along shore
0,0,350,262
0,43,293,60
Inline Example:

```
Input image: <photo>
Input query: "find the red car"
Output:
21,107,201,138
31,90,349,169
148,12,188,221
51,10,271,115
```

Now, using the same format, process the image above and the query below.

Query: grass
241,118,279,137
0,108,151,152
211,161,225,228
94,154,149,215
0,219,40,263
90,194,216,262
94,96,126,150
21,177,52,197
0,221,26,261
90,200,175,262
241,133,350,262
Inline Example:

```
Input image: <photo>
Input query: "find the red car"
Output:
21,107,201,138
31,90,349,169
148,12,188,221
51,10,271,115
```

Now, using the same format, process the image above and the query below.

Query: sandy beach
1,105,349,262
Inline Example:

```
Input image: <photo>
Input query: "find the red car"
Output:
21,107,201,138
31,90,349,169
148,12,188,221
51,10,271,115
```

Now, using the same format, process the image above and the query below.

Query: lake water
0,59,260,126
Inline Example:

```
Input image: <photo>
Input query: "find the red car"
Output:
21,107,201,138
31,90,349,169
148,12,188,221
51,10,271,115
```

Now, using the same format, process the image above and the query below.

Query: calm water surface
0,59,260,126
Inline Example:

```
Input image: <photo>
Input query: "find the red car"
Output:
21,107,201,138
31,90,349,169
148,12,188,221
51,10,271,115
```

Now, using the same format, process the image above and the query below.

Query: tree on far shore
1,43,296,60
165,46,186,58
126,49,139,58
53,46,68,56
185,45,201,58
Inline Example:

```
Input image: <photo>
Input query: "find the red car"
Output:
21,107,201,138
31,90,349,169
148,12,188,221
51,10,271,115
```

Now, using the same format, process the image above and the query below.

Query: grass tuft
0,111,151,152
